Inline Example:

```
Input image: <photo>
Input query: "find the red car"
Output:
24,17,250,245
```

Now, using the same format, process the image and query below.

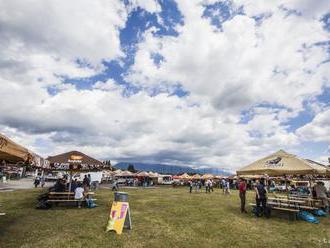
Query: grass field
0,186,329,248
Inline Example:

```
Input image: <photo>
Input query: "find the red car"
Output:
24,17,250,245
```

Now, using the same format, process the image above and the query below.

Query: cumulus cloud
297,108,330,141
0,0,329,171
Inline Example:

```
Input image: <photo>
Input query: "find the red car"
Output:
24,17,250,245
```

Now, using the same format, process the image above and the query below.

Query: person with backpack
255,178,268,217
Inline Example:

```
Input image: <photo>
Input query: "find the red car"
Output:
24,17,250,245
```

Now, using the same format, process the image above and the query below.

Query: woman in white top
74,183,85,208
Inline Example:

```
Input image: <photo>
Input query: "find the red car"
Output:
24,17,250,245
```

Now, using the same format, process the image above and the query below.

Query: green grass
0,187,329,248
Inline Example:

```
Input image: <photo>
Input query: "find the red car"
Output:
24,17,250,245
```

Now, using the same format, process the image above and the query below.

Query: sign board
264,156,284,168
50,162,103,171
106,201,132,235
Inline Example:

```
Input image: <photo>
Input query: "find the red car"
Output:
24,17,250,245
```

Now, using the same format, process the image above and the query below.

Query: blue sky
0,0,330,171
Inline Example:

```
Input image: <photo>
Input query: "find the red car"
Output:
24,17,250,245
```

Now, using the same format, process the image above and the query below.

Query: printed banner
106,201,130,235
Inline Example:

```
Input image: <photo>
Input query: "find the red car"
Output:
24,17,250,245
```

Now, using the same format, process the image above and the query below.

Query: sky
0,0,330,172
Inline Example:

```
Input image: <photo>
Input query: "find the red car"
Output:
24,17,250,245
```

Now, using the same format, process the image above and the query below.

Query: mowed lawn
0,187,330,248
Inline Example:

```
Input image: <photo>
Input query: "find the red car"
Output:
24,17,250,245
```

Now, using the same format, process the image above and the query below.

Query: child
74,183,84,208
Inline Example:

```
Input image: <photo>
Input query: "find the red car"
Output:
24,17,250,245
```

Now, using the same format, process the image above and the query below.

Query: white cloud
127,0,330,114
127,0,161,13
297,108,330,142
0,0,329,171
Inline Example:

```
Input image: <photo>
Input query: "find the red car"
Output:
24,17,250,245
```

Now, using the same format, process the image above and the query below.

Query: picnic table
274,194,323,207
47,191,97,206
249,195,321,220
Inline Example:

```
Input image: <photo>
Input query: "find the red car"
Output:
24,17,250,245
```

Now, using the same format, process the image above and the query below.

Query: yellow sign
106,201,131,235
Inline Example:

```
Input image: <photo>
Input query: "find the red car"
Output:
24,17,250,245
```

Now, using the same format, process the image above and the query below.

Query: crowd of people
187,178,233,194
185,177,329,217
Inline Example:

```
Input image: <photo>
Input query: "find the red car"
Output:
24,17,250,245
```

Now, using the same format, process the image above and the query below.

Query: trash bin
114,192,128,202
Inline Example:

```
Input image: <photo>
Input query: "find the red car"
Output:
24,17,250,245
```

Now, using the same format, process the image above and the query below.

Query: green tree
127,164,136,173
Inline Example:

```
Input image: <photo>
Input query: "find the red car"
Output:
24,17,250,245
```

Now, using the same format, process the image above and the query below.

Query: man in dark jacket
255,178,268,217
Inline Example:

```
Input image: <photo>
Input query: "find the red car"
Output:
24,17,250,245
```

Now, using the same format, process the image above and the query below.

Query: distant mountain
114,162,231,175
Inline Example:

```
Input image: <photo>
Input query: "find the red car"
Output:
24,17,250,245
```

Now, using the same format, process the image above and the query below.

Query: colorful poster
106,201,130,235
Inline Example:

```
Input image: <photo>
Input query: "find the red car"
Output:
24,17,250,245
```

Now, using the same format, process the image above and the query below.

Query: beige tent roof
117,170,134,177
148,172,161,178
0,133,32,164
180,173,191,179
237,150,328,176
201,174,214,179
136,171,150,177
191,174,201,179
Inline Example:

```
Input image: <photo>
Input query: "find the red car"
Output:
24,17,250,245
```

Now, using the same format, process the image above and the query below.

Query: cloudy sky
0,0,330,171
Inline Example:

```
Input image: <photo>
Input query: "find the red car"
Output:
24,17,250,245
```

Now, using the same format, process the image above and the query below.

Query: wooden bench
47,192,96,207
249,203,299,220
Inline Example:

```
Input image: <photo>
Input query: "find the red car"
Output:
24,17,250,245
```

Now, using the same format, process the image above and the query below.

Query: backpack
297,211,320,224
86,198,97,208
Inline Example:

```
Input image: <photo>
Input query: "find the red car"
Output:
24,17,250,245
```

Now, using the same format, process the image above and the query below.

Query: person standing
83,175,90,190
205,179,210,193
314,181,329,212
255,178,268,217
40,176,45,188
34,176,40,188
225,180,231,195
189,180,193,193
221,179,226,194
74,182,85,208
210,179,214,192
239,178,247,213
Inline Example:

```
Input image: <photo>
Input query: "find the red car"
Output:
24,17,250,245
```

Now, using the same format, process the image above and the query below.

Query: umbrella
237,149,328,176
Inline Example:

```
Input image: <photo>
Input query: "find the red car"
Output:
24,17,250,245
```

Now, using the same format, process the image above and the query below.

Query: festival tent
117,170,134,177
47,151,105,171
180,173,191,180
136,171,150,177
113,169,123,175
201,174,214,179
0,133,32,164
172,175,182,180
0,133,48,170
47,151,105,192
191,174,201,180
237,150,328,176
148,172,160,178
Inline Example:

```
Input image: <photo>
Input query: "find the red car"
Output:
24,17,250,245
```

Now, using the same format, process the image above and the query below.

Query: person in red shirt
239,178,247,213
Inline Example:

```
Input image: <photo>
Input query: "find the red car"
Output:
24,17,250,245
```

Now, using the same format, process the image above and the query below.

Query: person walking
239,178,247,213
255,178,268,217
189,180,193,193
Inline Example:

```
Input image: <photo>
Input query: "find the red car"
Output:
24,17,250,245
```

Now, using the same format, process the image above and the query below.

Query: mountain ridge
114,162,231,175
